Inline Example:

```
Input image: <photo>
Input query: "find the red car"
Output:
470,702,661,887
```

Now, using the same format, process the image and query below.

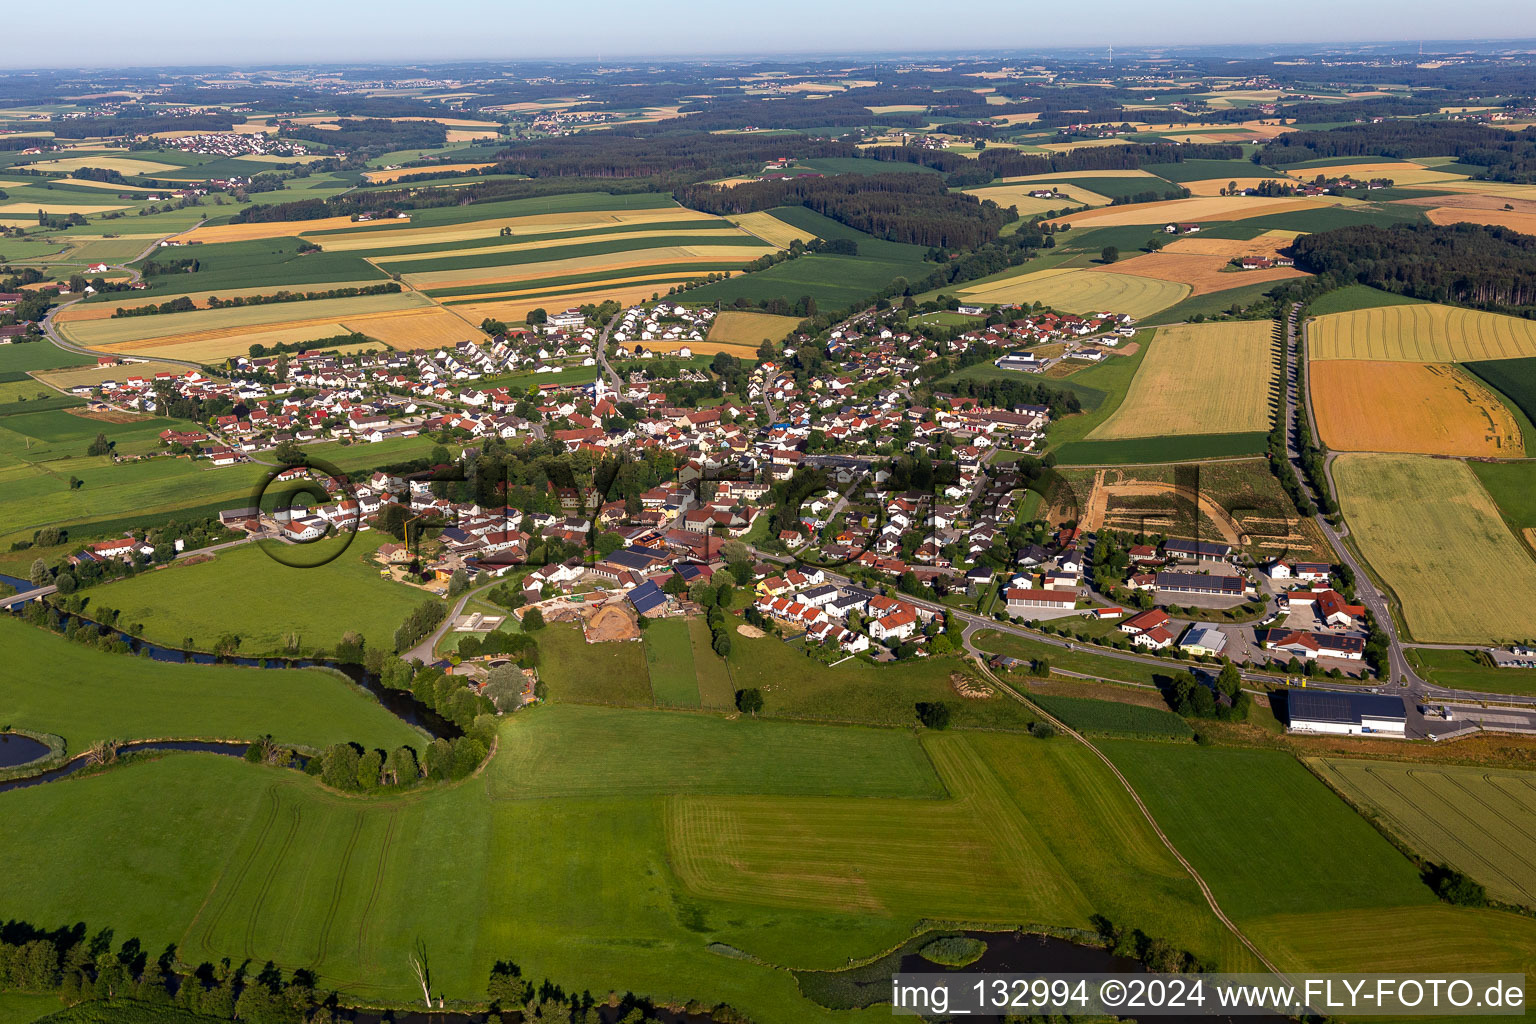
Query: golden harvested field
1395,192,1536,215
1037,139,1132,153
0,202,127,217
445,129,499,143
315,206,714,252
1164,231,1301,258
707,311,801,348
1295,161,1467,185
402,245,769,290
56,280,386,322
362,162,497,183
1052,195,1320,229
1396,180,1536,202
1312,360,1524,457
95,323,353,362
1096,250,1306,296
959,267,1190,320
22,155,182,175
339,307,485,350
727,211,817,247
1090,321,1276,440
54,177,168,193
1333,453,1536,644
172,216,406,244
35,360,195,389
1310,303,1536,362
965,182,1107,214
447,270,718,306
61,292,432,349
1424,206,1536,235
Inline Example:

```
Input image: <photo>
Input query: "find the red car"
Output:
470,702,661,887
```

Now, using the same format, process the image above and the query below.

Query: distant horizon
2,0,1534,73
6,36,1536,75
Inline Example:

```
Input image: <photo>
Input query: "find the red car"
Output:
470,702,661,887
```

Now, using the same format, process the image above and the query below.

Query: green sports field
0,617,424,753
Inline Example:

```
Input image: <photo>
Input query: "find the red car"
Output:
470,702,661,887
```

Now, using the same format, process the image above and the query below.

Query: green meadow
0,617,424,752
83,534,435,657
0,711,1236,1019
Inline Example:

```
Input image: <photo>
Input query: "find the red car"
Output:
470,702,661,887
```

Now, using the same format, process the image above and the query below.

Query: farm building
1163,538,1232,561
1179,625,1228,657
1285,689,1406,736
1005,588,1078,614
1155,572,1244,597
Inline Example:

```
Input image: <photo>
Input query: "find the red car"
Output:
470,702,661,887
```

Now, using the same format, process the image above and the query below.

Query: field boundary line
970,657,1280,973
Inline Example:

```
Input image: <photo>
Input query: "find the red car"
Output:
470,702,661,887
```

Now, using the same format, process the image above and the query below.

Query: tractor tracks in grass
185,784,281,959
970,656,1280,974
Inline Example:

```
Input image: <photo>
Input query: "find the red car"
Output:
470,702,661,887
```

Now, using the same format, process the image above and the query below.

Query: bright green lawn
643,617,700,707
83,534,434,657
488,703,946,799
538,621,654,705
0,617,424,753
1407,647,1536,697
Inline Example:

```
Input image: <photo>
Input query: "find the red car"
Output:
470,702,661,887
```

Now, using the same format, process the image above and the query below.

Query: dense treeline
281,117,447,153
488,131,852,180
1290,223,1536,311
946,142,1244,187
677,173,1013,248
40,111,236,139
1257,120,1536,181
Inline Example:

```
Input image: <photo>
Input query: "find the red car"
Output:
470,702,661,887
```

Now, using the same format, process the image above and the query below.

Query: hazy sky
4,0,1535,69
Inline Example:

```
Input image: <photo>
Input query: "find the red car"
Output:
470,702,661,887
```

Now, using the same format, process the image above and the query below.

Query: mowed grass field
643,618,702,708
706,310,801,347
1333,453,1536,643
1310,303,1536,362
0,618,424,753
1313,757,1536,907
959,266,1190,319
0,705,1237,1020
88,535,435,657
1312,360,1524,457
1089,322,1275,439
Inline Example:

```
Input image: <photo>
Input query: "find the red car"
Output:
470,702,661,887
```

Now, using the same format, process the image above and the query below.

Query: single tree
1100,246,1120,264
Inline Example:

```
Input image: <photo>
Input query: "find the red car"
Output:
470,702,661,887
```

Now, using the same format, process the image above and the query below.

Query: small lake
0,733,50,768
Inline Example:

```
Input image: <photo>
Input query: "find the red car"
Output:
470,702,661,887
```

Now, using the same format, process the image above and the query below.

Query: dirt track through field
1078,471,1246,546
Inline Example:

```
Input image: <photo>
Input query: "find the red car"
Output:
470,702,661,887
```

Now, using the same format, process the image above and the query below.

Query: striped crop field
727,210,818,247
1088,321,1276,439
959,267,1190,319
1333,453,1536,643
1310,303,1536,362
1312,758,1536,906
58,292,434,352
